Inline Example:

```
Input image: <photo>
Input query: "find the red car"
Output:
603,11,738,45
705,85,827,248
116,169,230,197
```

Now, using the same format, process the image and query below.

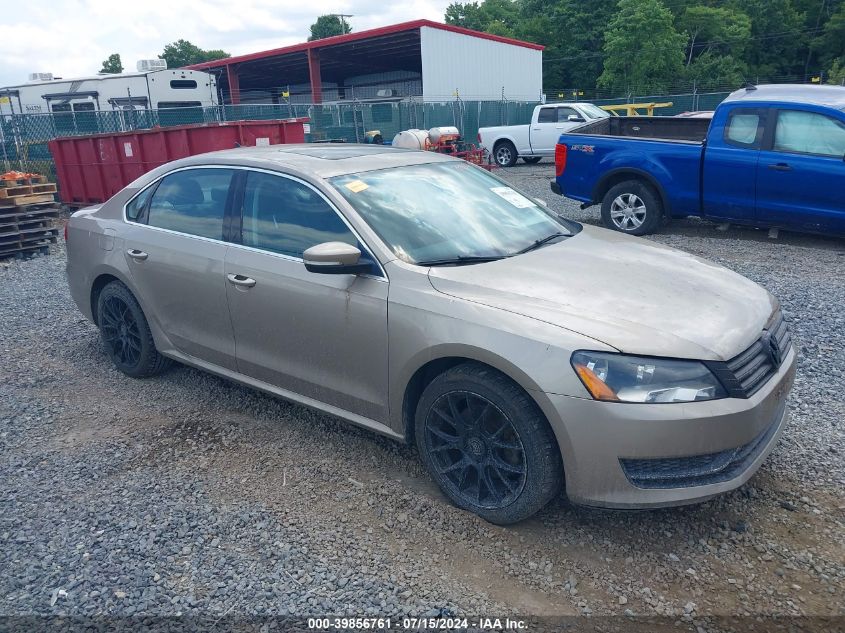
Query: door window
774,110,845,157
240,171,378,273
126,185,155,222
146,168,234,240
557,107,579,122
724,111,763,147
537,107,557,123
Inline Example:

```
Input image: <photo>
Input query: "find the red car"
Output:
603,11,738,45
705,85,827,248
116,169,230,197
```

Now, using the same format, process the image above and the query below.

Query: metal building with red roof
186,19,543,105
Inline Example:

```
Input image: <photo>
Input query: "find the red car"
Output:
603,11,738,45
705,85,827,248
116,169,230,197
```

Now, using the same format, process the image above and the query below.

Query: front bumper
545,347,796,509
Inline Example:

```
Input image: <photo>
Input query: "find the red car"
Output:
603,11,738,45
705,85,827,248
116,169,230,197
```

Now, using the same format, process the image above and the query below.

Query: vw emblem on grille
762,331,782,367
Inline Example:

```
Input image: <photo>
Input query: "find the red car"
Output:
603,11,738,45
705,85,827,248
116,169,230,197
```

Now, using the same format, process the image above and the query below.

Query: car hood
427,225,776,361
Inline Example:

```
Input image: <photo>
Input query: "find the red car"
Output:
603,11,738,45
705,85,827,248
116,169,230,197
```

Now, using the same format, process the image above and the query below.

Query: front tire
415,363,563,525
493,141,518,167
97,281,172,378
600,180,663,235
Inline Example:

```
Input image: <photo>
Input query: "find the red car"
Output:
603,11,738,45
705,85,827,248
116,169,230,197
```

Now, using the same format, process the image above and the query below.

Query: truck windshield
579,103,611,120
330,162,578,265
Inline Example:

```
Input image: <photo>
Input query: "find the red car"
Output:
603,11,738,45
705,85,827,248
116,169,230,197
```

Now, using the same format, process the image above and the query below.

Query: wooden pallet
0,175,47,187
0,241,53,260
0,193,56,208
0,202,61,260
0,183,57,198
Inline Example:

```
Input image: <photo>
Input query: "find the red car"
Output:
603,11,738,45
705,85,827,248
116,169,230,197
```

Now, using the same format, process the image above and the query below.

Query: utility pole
329,13,353,35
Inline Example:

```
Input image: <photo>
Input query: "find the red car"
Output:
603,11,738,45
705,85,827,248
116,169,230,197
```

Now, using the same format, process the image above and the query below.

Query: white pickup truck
478,102,610,167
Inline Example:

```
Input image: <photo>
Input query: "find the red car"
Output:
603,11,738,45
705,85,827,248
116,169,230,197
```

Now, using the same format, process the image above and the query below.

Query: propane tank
428,126,460,143
391,129,429,150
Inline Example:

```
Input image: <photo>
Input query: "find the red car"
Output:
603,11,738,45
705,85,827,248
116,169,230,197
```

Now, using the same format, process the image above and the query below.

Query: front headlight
571,351,727,403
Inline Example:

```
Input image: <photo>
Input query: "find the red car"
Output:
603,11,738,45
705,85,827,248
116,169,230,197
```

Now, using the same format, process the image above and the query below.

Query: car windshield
330,162,578,265
579,103,611,120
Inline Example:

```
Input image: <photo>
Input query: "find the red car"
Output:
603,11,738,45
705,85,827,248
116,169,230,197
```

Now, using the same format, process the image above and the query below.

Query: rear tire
493,141,518,167
522,156,542,164
97,281,172,378
600,179,663,236
415,362,563,525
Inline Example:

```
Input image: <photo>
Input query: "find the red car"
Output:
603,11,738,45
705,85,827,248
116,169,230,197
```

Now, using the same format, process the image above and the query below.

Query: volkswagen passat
66,145,795,524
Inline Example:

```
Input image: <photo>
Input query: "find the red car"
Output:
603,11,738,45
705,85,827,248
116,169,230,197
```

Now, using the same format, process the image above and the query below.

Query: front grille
620,402,785,489
708,310,792,398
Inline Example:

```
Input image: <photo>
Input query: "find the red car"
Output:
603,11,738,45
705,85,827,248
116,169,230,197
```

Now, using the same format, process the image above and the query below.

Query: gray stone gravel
1,167,843,627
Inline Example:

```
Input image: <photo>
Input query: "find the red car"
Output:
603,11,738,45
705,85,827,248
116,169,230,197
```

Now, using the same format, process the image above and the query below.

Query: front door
702,107,765,223
224,170,389,421
122,167,238,369
755,108,845,234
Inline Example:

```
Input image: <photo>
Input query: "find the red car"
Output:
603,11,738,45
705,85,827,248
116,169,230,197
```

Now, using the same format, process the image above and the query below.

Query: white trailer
0,67,218,117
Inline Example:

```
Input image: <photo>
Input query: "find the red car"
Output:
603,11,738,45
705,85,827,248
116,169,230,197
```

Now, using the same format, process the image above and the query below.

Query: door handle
227,273,256,288
767,163,792,171
126,249,148,261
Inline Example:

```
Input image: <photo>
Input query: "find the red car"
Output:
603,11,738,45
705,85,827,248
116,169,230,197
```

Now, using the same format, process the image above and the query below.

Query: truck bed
570,116,710,143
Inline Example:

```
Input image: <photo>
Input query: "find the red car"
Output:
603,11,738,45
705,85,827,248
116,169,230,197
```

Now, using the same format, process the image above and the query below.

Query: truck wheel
601,180,663,236
522,157,542,164
493,141,518,167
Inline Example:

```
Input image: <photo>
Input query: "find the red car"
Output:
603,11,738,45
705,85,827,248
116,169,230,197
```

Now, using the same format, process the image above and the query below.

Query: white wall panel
420,26,542,102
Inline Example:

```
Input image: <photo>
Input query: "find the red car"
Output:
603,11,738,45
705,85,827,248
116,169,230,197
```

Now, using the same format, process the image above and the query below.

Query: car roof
162,143,456,179
724,84,845,109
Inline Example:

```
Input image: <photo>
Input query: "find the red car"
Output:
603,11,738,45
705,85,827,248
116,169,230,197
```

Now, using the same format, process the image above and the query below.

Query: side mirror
567,115,586,123
303,242,371,275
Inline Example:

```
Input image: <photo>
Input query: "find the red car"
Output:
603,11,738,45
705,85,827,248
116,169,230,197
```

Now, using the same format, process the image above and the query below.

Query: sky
0,0,453,86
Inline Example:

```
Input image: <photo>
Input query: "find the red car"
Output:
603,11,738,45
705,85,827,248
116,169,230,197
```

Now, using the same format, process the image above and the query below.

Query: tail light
477,132,482,144
555,143,568,177
63,221,68,241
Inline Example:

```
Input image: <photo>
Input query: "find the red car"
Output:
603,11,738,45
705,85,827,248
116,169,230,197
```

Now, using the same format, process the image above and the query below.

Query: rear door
755,107,845,233
224,169,389,421
529,106,576,155
701,107,765,223
122,167,237,369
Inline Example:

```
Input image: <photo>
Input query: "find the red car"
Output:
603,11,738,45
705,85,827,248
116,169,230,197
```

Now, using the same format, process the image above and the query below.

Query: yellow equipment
600,101,674,116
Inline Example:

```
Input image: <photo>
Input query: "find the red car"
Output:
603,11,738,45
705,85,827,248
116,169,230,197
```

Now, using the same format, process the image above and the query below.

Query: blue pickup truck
550,84,845,236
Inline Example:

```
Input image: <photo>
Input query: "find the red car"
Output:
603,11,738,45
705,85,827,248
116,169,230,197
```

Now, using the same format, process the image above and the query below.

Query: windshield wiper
515,232,569,255
416,255,510,267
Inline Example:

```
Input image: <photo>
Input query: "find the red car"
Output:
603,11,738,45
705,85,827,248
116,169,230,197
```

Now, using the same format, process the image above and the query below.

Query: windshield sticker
490,187,535,208
345,179,369,193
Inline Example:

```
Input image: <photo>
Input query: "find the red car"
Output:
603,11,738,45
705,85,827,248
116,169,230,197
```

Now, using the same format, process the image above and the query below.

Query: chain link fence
1,91,733,177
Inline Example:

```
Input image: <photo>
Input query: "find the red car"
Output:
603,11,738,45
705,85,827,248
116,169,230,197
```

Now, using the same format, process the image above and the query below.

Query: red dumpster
48,118,308,205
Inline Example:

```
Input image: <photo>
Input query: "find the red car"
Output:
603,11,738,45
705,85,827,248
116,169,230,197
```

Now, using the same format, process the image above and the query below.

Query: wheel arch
492,136,518,152
398,347,562,451
89,268,133,326
592,168,671,215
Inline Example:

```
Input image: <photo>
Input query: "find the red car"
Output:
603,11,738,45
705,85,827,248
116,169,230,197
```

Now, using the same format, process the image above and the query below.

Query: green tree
308,15,352,41
676,5,751,66
445,2,487,30
445,0,520,36
597,0,686,94
159,40,230,68
812,1,845,70
685,51,745,90
726,0,804,79
99,53,123,74
520,0,617,94
828,58,845,85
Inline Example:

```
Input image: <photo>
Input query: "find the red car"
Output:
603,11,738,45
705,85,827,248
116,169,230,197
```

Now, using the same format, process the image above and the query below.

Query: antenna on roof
742,80,757,91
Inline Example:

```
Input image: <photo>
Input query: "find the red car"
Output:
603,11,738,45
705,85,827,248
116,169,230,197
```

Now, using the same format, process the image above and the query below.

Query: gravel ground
1,163,843,630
